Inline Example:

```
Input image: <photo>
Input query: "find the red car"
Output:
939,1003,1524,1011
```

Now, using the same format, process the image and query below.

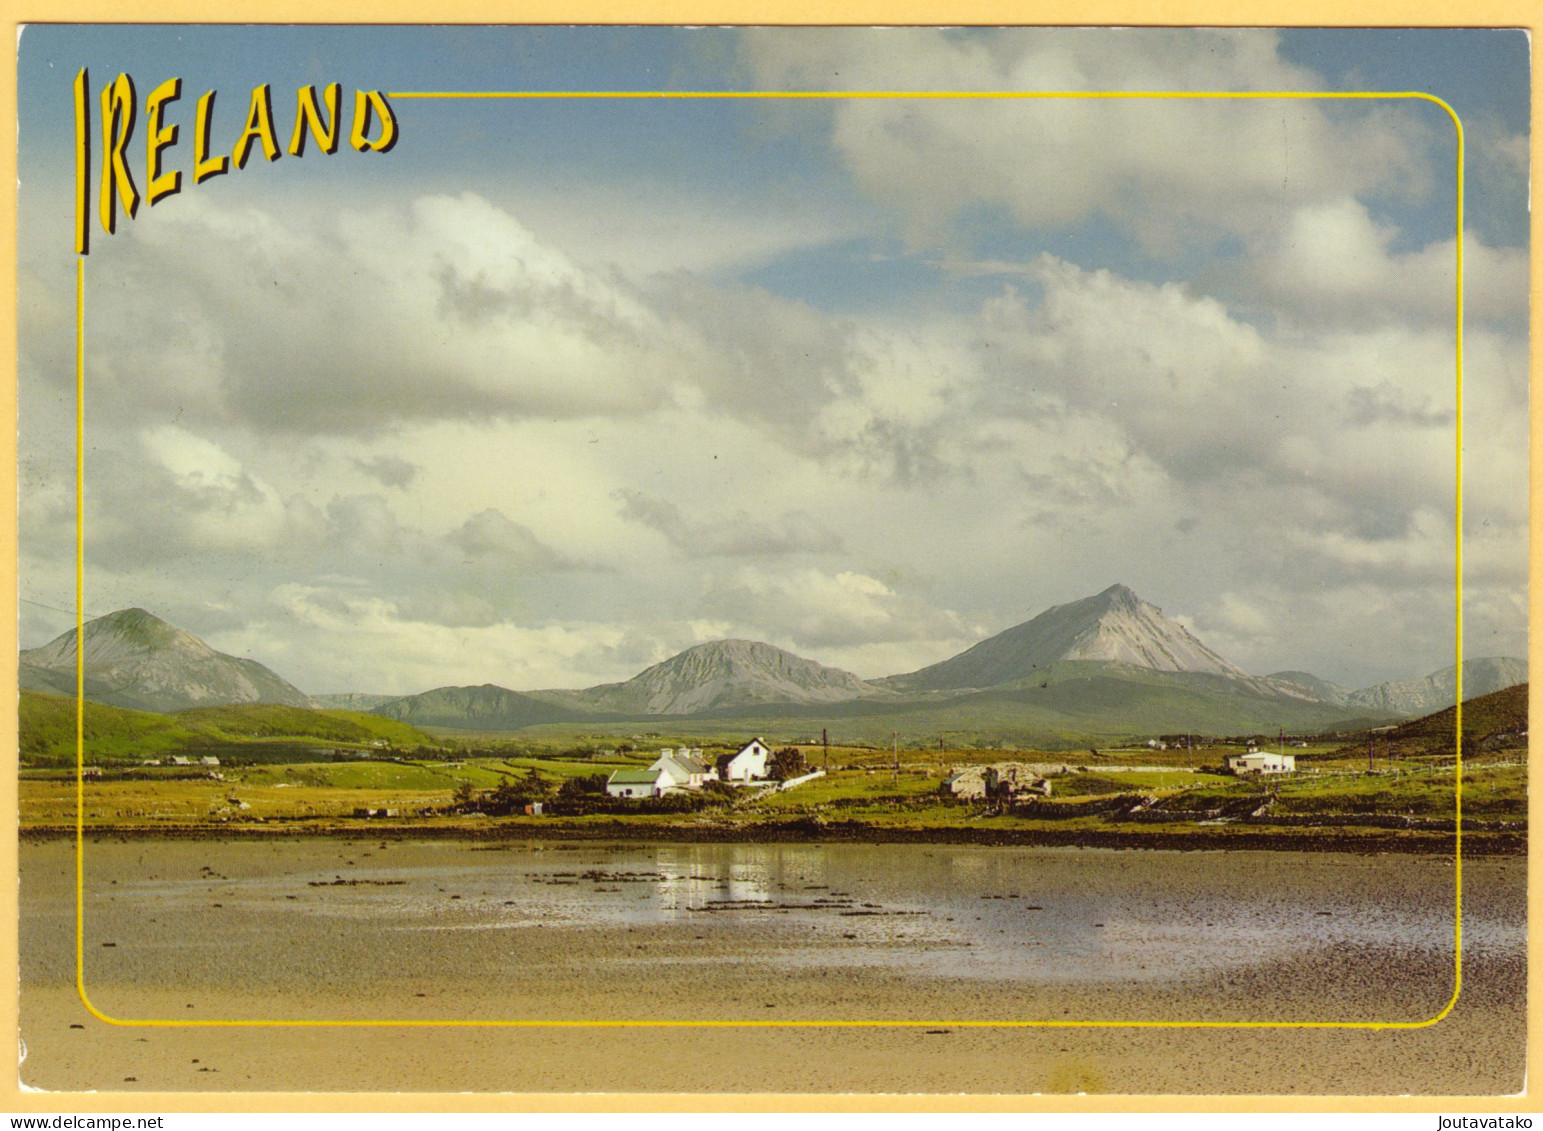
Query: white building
719,738,772,782
1228,752,1296,775
606,768,669,798
649,750,715,789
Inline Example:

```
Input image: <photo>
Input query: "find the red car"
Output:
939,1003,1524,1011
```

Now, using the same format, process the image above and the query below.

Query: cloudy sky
17,27,1530,694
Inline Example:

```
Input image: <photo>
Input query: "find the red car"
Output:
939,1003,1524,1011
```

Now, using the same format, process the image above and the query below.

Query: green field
20,679,1525,843
1270,763,1526,819
21,744,1523,834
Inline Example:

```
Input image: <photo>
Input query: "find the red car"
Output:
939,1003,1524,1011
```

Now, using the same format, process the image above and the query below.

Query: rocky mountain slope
568,638,883,716
1342,657,1528,716
1265,670,1355,706
880,584,1248,692
19,608,312,714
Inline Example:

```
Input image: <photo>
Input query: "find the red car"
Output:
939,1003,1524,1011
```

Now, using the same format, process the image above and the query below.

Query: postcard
10,22,1531,1104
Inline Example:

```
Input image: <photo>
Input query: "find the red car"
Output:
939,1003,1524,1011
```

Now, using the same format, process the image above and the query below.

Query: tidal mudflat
20,837,1525,1094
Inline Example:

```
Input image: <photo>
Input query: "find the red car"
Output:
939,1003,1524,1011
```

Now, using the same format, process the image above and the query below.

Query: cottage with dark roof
649,749,715,789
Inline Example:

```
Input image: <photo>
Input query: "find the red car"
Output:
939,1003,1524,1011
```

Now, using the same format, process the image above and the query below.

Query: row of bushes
448,770,743,817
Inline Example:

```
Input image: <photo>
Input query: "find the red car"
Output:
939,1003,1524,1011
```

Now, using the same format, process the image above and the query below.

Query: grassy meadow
19,684,1525,848
21,735,1525,838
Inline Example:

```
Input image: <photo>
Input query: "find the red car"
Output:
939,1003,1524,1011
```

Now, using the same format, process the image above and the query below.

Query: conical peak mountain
1058,587,1246,674
656,638,825,675
101,607,180,635
580,637,878,715
885,585,1248,692
1090,583,1140,611
25,607,215,669
20,608,312,714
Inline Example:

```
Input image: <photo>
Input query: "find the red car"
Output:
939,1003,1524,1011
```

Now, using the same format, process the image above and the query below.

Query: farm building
717,738,771,782
942,766,987,799
945,762,1062,800
986,763,1053,799
1228,752,1296,775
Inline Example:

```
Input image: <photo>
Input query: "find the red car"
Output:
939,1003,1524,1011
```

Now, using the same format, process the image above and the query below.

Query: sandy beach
19,836,1526,1095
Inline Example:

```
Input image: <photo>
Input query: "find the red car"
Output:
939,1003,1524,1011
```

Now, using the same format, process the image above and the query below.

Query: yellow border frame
71,87,1467,1032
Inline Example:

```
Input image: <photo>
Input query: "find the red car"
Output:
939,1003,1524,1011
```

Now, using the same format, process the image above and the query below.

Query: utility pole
823,727,829,772
1368,734,1374,773
893,731,900,787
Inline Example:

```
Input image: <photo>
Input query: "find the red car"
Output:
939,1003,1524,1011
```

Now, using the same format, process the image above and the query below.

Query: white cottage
1228,752,1296,775
718,738,772,782
606,768,668,798
649,750,715,790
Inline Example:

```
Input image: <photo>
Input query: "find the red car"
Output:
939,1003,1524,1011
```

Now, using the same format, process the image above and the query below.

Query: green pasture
19,742,1526,830
1052,770,1227,796
499,755,641,778
748,767,942,810
1268,763,1525,818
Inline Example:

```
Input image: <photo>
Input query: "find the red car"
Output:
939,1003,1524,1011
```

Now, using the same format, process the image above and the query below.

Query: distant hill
19,691,199,764
1331,682,1528,761
18,689,434,766
376,640,887,730
1266,670,1355,706
20,609,312,714
1342,657,1528,716
173,704,429,745
569,638,885,715
311,693,403,712
372,684,591,731
880,584,1247,692
915,660,1384,743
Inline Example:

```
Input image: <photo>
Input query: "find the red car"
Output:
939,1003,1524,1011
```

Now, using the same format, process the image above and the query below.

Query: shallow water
41,838,1522,990
19,838,1529,1092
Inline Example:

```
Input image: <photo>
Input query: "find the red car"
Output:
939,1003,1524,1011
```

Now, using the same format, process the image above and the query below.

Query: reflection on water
98,841,1518,985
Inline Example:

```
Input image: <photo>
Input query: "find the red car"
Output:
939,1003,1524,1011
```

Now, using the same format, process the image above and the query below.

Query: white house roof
653,752,710,775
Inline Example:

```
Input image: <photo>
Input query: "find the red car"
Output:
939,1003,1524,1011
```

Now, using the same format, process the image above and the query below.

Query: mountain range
1269,658,1529,717
21,586,1526,743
